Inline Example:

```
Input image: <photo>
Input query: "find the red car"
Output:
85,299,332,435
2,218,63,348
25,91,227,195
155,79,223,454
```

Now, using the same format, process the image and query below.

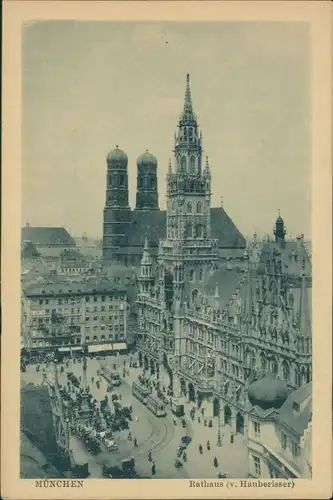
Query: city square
21,352,248,479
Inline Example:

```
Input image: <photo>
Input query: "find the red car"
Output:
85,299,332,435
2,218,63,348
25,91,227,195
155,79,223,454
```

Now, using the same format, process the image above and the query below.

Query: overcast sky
22,21,311,239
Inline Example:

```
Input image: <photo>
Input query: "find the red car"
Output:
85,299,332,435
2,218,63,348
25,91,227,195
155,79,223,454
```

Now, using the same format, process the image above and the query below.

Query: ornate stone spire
181,73,195,122
299,260,311,338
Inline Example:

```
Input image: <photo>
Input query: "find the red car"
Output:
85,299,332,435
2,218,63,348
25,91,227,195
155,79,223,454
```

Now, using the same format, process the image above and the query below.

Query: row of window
85,315,123,322
37,297,81,306
86,305,124,312
85,334,124,342
31,338,81,348
281,431,301,457
36,295,125,306
85,325,124,333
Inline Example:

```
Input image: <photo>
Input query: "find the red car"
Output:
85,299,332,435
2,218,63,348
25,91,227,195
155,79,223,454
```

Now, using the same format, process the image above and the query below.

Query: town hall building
135,74,312,437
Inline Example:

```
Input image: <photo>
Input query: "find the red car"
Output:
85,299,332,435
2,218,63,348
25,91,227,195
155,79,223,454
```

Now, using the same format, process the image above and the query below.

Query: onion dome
248,373,289,410
106,146,128,166
137,150,157,168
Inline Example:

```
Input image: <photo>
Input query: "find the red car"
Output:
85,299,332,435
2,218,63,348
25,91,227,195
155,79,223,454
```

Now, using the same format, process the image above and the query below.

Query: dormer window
292,402,300,413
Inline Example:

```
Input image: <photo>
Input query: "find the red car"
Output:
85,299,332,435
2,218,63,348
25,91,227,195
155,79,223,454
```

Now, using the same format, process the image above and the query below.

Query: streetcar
170,398,185,417
101,365,121,387
132,381,150,405
146,394,167,417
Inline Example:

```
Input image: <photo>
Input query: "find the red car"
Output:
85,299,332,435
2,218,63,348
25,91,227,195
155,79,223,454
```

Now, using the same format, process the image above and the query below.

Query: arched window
189,269,194,281
150,178,155,189
198,269,203,281
187,202,192,214
271,357,278,376
181,156,187,171
192,289,198,302
190,156,196,173
196,202,202,214
196,225,202,238
260,352,266,371
184,127,188,139
282,360,290,382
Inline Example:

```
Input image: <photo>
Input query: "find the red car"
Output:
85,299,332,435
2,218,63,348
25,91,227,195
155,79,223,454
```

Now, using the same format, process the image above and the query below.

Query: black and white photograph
1,2,332,498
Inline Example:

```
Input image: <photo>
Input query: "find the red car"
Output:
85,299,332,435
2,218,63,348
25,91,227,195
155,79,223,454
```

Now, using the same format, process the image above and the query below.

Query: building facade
136,74,312,437
22,280,128,356
102,76,246,267
247,380,312,479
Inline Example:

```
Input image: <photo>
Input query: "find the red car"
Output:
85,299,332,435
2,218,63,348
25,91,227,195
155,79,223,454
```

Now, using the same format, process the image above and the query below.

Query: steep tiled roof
127,206,246,252
206,268,243,305
128,209,166,250
258,241,311,278
277,383,312,436
21,227,76,247
210,207,246,248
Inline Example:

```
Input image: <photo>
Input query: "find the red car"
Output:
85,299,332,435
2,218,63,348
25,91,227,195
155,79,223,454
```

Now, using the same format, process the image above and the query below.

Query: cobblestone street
22,354,248,478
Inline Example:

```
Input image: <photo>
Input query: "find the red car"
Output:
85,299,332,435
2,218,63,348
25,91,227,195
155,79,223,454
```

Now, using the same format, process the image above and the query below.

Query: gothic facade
136,74,312,435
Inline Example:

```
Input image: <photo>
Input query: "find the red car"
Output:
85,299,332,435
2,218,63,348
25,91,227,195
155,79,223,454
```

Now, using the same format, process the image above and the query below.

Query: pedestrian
148,451,152,462
151,461,156,476
198,416,201,424
213,457,218,468
204,419,207,426
201,407,205,417
199,444,203,454
135,416,139,423
134,437,138,447
183,451,187,462
207,440,210,451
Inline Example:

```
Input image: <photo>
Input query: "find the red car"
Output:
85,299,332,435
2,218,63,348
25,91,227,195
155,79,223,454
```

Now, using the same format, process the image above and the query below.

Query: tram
101,366,121,387
146,394,167,417
170,398,185,417
132,381,150,405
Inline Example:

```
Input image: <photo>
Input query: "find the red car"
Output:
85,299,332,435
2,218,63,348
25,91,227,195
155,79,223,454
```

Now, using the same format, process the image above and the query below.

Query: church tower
135,151,159,210
103,146,131,263
158,74,218,385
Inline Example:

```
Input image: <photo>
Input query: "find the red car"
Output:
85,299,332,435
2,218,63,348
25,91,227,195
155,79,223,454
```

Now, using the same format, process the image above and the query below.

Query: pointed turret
299,261,311,338
139,235,153,295
180,73,195,122
141,235,152,266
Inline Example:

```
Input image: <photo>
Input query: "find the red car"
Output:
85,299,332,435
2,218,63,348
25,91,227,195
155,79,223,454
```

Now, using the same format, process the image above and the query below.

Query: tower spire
299,259,311,338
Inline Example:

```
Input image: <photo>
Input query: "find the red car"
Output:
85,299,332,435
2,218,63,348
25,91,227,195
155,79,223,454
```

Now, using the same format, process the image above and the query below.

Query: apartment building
22,280,128,355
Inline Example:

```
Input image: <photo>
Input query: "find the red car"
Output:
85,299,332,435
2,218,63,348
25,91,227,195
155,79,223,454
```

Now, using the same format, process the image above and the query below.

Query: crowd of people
21,351,229,478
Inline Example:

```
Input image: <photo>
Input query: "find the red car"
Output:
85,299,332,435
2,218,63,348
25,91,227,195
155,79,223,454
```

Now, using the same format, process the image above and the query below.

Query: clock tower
158,74,218,388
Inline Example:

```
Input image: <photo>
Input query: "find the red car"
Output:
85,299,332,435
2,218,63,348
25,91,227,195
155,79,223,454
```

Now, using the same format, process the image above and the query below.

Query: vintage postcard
2,1,332,499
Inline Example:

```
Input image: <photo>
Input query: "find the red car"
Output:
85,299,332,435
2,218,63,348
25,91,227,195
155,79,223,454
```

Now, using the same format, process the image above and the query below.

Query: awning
88,344,112,353
88,342,128,353
112,342,127,351
58,346,83,352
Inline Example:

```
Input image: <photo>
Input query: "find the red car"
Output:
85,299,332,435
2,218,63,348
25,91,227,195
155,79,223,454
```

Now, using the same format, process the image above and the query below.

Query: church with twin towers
102,73,246,267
